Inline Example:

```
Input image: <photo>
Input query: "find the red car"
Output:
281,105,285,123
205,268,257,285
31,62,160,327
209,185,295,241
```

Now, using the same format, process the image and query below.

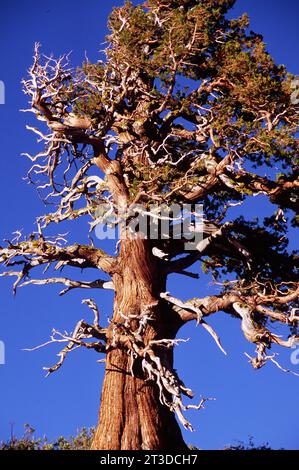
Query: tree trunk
91,238,188,450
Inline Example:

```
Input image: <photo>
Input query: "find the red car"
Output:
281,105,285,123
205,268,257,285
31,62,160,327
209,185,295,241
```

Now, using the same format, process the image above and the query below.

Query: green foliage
223,436,273,451
0,425,273,451
0,424,95,451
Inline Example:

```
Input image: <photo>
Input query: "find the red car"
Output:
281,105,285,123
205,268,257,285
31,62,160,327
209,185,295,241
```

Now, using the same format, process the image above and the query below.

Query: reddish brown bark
91,239,188,450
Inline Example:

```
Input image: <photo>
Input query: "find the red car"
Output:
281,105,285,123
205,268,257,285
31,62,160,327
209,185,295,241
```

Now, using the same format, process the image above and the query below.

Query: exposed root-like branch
24,300,107,376
245,351,299,378
109,309,212,430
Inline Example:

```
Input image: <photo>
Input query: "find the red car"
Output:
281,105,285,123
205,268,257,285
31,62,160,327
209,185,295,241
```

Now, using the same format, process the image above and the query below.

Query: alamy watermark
0,340,5,365
0,80,5,105
94,202,205,250
290,339,299,366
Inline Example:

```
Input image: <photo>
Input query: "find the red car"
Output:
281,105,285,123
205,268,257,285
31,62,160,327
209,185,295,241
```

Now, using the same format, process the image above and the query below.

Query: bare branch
20,276,114,296
161,291,227,354
25,320,107,376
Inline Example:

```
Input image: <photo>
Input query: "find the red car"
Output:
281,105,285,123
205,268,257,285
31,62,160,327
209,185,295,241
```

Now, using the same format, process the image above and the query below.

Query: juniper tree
1,0,298,450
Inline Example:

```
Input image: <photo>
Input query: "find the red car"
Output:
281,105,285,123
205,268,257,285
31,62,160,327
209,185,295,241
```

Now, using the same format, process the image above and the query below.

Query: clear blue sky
0,0,298,450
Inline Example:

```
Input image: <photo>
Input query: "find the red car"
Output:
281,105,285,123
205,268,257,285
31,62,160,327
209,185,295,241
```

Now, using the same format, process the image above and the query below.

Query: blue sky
0,0,298,450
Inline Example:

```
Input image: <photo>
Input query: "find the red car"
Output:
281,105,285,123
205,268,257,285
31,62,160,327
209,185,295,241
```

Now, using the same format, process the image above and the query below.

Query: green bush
0,424,95,450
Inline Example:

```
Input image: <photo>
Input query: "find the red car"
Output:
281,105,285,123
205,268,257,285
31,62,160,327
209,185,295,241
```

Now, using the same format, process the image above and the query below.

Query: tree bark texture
91,238,188,450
